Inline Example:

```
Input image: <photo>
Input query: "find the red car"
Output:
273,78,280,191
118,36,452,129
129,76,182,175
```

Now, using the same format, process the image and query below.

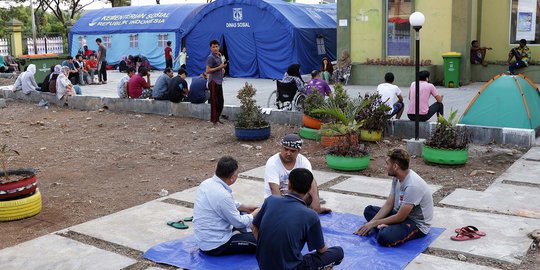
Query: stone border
1,89,536,147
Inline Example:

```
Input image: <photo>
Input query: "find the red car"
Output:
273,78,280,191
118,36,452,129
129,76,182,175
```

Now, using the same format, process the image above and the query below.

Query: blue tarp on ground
69,0,336,76
143,212,444,270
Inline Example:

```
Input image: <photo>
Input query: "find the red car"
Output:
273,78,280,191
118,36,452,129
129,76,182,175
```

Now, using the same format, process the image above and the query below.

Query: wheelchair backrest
276,80,298,102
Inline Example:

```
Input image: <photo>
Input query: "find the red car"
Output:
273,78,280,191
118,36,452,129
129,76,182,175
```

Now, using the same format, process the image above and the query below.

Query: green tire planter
299,127,320,141
326,154,370,171
422,145,469,165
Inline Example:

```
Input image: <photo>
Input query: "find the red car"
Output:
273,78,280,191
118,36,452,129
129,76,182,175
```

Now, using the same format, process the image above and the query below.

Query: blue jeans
73,85,82,95
509,60,527,75
364,205,426,247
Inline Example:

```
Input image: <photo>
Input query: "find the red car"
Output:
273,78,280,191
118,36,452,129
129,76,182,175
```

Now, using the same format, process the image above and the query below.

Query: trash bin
442,52,462,88
17,54,65,84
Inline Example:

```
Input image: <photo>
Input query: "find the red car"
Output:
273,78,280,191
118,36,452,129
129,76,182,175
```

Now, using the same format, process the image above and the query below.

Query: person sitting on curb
57,66,82,103
85,54,98,85
377,72,404,119
117,67,136,99
470,40,491,67
20,64,41,94
127,66,152,99
407,70,443,122
508,39,531,75
152,68,174,100
168,68,189,103
253,168,344,270
193,156,260,256
188,73,210,104
61,56,80,85
264,134,331,214
306,70,332,97
354,148,433,247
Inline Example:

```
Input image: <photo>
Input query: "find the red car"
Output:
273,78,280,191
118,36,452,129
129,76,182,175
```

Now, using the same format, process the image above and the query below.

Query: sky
85,0,326,10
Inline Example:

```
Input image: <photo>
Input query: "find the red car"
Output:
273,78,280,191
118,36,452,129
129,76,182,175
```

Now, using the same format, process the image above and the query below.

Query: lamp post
409,12,425,141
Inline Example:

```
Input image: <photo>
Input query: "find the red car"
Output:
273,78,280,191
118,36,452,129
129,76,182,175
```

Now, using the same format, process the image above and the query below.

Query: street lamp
409,11,425,140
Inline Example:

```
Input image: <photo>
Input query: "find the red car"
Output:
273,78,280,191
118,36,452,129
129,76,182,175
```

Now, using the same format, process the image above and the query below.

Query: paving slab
330,176,442,198
405,254,501,270
0,234,136,270
521,147,540,161
318,190,386,215
430,207,540,264
239,166,345,186
440,184,540,218
495,159,540,185
69,201,193,252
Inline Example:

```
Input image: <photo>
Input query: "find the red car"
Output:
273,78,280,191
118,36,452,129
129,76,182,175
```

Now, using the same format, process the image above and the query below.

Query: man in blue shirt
188,73,210,104
152,68,174,100
193,156,260,256
253,168,344,270
61,56,79,85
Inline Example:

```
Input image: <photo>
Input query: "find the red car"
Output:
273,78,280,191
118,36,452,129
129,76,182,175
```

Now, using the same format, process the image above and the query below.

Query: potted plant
356,93,391,142
325,133,370,171
313,95,362,147
423,110,470,165
0,144,42,221
300,89,325,141
235,83,271,141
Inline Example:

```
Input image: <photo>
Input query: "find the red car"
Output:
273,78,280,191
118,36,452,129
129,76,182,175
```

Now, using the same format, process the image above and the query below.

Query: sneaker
221,115,229,120
102,81,107,84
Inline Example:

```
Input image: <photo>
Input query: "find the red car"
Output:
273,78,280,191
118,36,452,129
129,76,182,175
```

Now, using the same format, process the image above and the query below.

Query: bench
471,64,540,84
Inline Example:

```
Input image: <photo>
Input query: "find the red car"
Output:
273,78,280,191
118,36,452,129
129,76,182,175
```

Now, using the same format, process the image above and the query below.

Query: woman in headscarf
21,64,40,94
282,63,305,93
332,50,351,83
48,65,62,94
56,66,81,102
320,56,333,83
40,66,55,92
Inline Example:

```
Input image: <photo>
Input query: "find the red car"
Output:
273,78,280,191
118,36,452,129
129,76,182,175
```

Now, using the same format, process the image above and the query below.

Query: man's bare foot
315,207,332,214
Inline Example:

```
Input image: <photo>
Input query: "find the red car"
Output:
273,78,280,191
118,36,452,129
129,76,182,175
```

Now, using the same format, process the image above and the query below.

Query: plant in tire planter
325,134,370,171
313,94,363,147
423,110,470,165
303,89,325,129
356,93,391,142
235,83,270,141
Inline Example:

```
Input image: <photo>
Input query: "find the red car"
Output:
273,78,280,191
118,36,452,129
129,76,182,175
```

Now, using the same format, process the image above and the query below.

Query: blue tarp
143,212,444,270
69,0,336,76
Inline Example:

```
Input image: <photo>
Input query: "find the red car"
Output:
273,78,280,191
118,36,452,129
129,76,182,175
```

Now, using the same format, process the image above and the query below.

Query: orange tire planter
303,114,321,129
320,134,359,147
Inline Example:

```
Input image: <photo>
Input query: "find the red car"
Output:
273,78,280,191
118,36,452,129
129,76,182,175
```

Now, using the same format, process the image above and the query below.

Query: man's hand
251,207,261,217
314,206,332,214
354,221,377,236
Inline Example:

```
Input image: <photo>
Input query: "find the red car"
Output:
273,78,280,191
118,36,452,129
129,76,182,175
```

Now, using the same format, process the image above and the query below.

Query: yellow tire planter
360,129,382,142
0,189,42,221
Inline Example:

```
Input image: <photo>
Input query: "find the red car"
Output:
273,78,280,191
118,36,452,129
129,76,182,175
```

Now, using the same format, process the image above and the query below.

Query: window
102,35,112,48
129,34,138,48
316,36,326,55
510,0,539,44
386,0,413,56
158,34,169,47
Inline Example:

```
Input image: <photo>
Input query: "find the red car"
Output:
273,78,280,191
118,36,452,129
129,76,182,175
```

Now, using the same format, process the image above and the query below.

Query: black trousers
364,205,426,247
407,102,444,122
209,80,224,123
165,58,173,69
202,232,256,256
98,60,108,82
294,246,344,270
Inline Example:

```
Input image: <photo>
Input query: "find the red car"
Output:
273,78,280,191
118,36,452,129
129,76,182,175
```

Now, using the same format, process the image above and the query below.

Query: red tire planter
303,114,321,129
320,134,359,147
0,169,38,201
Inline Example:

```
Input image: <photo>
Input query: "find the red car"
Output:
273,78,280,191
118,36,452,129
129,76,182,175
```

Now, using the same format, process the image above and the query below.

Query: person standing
96,38,107,84
206,40,227,124
377,72,404,119
164,41,173,69
175,47,188,69
354,148,433,247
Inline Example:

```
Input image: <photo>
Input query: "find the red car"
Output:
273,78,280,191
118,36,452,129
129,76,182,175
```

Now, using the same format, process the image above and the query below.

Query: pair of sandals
451,225,487,241
167,216,193,230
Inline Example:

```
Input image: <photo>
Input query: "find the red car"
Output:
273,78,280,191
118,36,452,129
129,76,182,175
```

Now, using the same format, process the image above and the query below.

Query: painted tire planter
320,134,358,147
235,126,271,141
303,114,321,129
0,174,38,200
0,189,42,221
422,145,469,165
299,127,320,141
326,154,370,171
360,129,382,142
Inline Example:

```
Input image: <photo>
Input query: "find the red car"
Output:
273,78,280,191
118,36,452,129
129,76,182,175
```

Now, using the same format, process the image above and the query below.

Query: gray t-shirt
206,53,223,85
390,169,433,234
98,44,107,62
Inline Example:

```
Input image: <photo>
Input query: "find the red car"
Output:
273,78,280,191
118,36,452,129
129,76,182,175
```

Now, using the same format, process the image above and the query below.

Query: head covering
50,65,62,80
337,50,351,69
286,64,304,84
27,64,36,75
62,65,71,75
281,134,303,150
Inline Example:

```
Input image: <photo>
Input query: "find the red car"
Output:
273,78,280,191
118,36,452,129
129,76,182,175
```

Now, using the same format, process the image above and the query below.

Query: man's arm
269,183,281,196
251,224,259,240
354,195,394,236
217,197,254,229
369,203,414,227
397,94,404,103
435,94,443,103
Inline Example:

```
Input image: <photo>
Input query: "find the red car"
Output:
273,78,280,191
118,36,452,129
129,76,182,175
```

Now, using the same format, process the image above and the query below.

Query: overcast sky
85,0,324,10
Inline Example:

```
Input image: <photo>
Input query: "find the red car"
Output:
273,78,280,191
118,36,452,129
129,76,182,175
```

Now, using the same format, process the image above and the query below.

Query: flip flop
455,225,486,237
451,231,481,241
167,221,189,230
183,216,193,222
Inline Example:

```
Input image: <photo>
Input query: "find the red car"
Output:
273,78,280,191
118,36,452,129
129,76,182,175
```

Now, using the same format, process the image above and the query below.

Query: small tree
235,83,269,128
425,110,470,149
1,144,19,181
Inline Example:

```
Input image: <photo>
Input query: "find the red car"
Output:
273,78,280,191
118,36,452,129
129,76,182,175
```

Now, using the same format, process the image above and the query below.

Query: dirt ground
0,99,537,268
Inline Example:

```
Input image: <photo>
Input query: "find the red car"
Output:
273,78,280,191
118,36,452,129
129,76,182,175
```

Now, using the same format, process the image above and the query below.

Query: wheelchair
266,79,306,112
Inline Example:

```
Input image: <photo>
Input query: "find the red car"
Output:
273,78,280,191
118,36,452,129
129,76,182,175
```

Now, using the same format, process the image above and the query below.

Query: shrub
425,110,470,149
356,93,391,131
235,83,269,128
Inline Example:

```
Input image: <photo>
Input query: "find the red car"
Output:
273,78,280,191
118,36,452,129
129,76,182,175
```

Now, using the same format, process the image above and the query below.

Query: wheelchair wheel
293,93,306,112
266,90,278,109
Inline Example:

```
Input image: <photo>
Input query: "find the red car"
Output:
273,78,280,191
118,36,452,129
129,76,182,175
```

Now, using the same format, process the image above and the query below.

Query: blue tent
69,4,205,70
69,0,336,78
183,0,337,78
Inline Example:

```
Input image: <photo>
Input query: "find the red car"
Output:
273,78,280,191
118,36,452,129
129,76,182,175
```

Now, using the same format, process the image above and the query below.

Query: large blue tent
69,0,336,78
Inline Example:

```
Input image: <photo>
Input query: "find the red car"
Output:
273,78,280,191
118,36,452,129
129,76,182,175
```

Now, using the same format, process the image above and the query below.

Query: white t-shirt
377,83,402,114
264,153,312,198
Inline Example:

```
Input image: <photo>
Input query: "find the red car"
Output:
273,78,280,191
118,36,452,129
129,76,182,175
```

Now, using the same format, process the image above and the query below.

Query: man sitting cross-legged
252,168,344,270
264,134,331,214
354,148,434,247
193,156,260,256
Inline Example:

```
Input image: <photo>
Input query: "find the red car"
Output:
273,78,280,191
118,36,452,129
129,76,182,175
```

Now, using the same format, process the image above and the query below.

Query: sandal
183,216,193,222
454,225,486,237
167,221,189,230
451,230,481,241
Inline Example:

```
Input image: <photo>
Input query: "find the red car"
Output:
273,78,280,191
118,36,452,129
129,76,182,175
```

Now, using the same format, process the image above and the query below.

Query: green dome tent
460,74,540,130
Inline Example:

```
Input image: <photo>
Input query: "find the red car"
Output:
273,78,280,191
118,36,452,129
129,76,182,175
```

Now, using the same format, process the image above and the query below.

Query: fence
0,38,9,56
26,36,64,54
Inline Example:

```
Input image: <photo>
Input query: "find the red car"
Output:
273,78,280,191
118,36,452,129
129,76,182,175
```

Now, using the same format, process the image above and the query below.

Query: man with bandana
264,134,331,214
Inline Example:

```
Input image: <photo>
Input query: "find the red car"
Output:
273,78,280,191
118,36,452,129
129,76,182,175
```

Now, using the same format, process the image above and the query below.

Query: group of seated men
117,67,210,104
193,134,434,270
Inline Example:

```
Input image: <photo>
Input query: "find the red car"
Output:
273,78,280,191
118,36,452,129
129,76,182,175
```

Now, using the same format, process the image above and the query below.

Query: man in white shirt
193,156,260,256
377,72,404,119
264,134,331,214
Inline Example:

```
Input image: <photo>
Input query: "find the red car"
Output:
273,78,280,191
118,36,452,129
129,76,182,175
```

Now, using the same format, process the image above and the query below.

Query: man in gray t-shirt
96,38,108,84
354,148,433,247
206,39,227,124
